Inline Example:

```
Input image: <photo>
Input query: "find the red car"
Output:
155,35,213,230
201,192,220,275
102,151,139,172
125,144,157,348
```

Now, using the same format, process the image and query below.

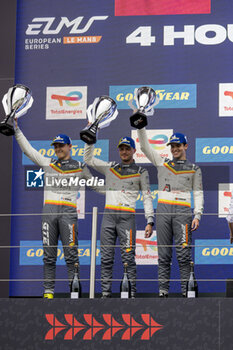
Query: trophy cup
129,86,159,129
0,84,33,136
80,96,118,144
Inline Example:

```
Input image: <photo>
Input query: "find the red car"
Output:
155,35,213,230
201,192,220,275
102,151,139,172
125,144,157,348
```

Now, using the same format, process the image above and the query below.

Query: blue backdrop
10,0,233,296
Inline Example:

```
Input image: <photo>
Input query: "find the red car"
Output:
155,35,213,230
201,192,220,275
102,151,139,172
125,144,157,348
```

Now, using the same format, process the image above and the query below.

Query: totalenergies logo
135,134,168,150
136,236,157,252
224,91,233,100
149,134,168,150
51,91,83,106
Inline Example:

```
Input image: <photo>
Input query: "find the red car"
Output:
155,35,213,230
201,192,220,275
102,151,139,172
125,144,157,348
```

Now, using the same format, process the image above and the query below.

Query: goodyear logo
109,84,196,109
20,240,101,265
196,138,233,162
195,239,233,264
136,185,158,209
22,140,109,165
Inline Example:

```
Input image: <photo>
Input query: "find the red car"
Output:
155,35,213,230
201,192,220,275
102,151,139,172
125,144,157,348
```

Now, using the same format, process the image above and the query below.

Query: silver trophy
129,86,159,129
80,96,118,144
0,84,33,136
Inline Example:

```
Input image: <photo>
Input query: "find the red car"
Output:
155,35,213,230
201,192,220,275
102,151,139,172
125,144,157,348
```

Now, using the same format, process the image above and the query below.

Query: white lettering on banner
45,176,104,188
116,91,189,102
38,147,102,158
203,145,233,155
164,25,229,45
126,26,156,47
25,38,61,44
26,16,108,35
126,25,233,46
195,25,227,45
164,25,195,45
202,247,233,256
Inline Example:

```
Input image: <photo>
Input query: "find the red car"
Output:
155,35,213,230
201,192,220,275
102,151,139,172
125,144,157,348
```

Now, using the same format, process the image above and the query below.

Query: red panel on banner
115,0,211,16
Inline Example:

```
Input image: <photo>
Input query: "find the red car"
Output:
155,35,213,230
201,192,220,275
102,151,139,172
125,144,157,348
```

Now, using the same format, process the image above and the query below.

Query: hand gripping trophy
0,84,33,136
129,86,159,129
80,96,118,144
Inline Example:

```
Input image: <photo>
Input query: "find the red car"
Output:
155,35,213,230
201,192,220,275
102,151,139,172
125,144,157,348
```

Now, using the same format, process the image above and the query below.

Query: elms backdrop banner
10,0,233,296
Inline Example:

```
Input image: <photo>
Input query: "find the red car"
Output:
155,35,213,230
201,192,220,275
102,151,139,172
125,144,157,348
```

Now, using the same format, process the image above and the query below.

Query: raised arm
84,143,112,176
15,127,50,167
137,128,164,167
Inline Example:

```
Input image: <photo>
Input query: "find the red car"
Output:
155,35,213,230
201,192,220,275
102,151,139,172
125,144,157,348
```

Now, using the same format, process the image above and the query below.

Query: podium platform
0,298,232,350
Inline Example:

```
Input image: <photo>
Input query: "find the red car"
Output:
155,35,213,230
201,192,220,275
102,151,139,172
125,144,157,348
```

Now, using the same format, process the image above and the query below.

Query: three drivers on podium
14,111,204,299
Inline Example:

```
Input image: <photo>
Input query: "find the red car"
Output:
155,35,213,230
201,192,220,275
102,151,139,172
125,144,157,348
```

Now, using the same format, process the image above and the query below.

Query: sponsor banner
195,138,233,162
131,129,173,163
22,140,109,165
20,240,101,265
110,85,196,109
218,183,233,218
115,0,211,16
219,83,233,117
136,230,158,265
195,239,233,264
77,190,85,219
46,86,87,120
136,184,158,209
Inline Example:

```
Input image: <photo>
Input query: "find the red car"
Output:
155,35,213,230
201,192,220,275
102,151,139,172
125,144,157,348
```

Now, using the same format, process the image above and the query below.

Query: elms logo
46,86,87,120
132,129,173,163
196,138,233,162
26,16,108,35
25,16,108,47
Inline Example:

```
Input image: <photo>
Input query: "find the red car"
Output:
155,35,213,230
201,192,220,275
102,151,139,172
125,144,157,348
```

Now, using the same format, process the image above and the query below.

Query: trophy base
130,112,147,129
80,129,97,145
0,123,15,136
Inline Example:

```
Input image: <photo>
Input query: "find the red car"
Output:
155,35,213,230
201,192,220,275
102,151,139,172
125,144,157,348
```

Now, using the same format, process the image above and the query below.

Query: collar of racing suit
120,160,136,168
172,159,186,164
